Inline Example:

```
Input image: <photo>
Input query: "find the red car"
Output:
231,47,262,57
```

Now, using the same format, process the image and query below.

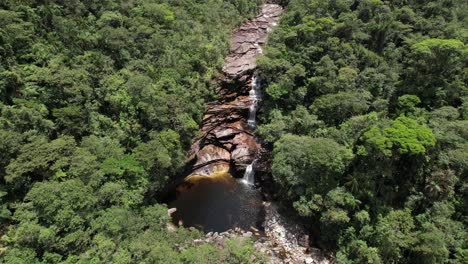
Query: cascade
241,162,255,185
247,104,257,128
244,73,261,183
254,43,263,54
247,74,261,128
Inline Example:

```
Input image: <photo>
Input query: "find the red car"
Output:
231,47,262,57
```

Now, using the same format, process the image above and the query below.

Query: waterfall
243,74,262,185
248,104,257,127
241,163,255,185
254,43,263,54
247,74,261,128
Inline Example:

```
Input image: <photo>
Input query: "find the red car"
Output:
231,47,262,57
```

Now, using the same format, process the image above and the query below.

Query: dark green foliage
310,90,372,126
272,135,353,198
259,0,467,262
403,38,467,107
0,0,264,262
1,0,466,262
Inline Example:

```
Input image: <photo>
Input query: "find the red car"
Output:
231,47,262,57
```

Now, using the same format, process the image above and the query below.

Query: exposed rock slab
223,4,283,77
174,4,334,262
194,145,230,167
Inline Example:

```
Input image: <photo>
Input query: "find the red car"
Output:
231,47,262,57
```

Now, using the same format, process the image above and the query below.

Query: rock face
187,4,283,178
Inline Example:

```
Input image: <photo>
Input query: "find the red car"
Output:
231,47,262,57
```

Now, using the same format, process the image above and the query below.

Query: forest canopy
258,0,467,263
0,0,467,263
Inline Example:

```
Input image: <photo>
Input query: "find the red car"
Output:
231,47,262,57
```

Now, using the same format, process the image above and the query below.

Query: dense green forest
1,0,467,263
258,0,467,263
0,0,267,263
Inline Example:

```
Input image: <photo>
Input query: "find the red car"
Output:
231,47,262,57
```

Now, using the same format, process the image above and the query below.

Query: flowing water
165,4,283,233
168,73,262,231
247,74,261,129
241,162,255,185
243,74,261,184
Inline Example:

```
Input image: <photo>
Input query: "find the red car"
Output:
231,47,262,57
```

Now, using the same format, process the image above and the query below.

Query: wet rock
189,161,230,177
194,145,231,167
175,4,332,263
231,133,259,165
243,231,253,237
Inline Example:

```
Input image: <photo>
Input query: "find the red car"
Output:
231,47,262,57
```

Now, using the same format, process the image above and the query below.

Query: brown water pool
167,173,264,232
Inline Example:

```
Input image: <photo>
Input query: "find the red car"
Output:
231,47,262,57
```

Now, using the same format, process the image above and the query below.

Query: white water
254,43,263,54
247,104,257,127
247,74,261,128
241,163,255,185
242,73,262,185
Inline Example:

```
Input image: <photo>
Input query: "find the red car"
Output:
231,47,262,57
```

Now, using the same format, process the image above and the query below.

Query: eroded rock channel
188,4,282,179
167,4,282,232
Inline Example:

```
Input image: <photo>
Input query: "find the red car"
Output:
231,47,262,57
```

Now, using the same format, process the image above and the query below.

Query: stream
167,4,283,233
165,4,333,263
